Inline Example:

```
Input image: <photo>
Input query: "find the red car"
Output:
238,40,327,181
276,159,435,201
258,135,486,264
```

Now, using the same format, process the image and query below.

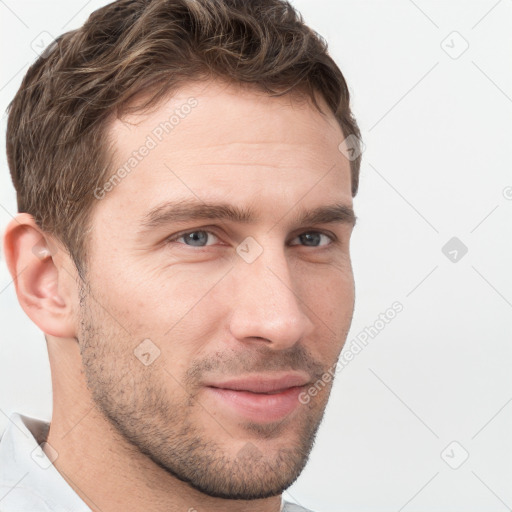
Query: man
1,0,362,510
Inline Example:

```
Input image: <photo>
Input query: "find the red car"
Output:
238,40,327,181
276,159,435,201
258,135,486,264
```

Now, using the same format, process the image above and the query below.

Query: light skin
4,79,356,512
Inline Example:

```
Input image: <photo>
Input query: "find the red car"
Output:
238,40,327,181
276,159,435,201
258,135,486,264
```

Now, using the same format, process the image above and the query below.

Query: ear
3,213,78,338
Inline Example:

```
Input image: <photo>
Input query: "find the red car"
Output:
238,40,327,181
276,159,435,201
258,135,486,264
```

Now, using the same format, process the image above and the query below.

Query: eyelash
165,229,337,248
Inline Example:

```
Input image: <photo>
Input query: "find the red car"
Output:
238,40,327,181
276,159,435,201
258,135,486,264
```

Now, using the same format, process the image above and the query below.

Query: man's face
78,80,355,499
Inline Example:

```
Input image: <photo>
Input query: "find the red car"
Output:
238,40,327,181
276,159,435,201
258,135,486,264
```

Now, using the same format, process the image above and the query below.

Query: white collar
0,412,90,511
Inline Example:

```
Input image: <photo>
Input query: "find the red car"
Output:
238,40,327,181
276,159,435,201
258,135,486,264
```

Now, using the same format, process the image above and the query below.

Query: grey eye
181,231,210,246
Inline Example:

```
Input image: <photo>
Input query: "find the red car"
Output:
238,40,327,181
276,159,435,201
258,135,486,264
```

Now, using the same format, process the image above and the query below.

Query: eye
164,229,336,249
167,230,220,247
290,231,334,247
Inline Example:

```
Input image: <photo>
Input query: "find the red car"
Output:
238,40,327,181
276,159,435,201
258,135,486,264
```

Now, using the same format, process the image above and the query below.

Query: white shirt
0,413,312,512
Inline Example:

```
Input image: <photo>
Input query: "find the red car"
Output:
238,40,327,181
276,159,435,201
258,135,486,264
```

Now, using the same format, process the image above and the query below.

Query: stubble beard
77,284,334,499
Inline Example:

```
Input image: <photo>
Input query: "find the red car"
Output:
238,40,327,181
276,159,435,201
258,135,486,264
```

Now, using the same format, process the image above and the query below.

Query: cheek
297,256,354,312
90,260,229,341
327,274,355,327
297,263,355,356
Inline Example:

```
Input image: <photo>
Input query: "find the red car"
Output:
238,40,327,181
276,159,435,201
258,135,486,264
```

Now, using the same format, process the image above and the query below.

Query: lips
203,373,311,422
204,372,310,393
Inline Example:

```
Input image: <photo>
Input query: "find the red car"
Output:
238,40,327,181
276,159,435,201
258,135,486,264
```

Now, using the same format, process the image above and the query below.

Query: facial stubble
77,281,336,500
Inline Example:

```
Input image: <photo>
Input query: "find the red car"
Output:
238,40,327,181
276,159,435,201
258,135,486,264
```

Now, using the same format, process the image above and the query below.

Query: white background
1,1,511,511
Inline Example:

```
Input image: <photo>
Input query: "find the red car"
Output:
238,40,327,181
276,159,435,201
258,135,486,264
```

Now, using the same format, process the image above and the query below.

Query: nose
228,244,315,350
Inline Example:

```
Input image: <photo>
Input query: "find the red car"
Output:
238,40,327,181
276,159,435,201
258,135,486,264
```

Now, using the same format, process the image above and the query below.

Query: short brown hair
6,0,362,277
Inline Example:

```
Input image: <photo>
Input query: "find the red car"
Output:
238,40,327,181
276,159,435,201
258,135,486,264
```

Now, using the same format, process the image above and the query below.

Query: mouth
203,373,310,423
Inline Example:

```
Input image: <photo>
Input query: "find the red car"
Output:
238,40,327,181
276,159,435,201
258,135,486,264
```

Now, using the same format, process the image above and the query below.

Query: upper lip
205,372,311,393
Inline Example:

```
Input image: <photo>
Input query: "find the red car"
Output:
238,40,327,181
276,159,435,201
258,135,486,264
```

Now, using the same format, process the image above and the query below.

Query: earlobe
3,213,77,338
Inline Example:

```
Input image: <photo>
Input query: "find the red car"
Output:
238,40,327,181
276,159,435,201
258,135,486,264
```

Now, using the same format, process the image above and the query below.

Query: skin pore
5,79,356,512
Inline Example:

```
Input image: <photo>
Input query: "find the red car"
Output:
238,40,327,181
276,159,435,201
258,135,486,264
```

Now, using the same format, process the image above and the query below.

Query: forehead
110,79,344,152
97,80,352,225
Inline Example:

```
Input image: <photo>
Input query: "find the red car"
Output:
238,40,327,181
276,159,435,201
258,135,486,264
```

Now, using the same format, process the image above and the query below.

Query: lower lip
205,386,305,423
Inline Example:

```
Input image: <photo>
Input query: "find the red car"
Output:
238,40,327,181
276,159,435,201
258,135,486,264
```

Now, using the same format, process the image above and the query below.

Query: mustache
183,343,328,387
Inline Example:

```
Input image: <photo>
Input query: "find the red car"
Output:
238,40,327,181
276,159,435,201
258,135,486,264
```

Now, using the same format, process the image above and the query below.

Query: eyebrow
138,198,357,234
